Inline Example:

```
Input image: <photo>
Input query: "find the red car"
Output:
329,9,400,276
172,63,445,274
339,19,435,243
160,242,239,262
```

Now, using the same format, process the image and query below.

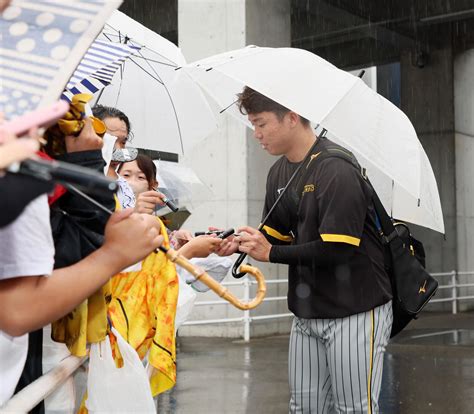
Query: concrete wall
177,0,292,338
454,48,474,272
454,48,474,309
400,48,457,274
399,46,474,310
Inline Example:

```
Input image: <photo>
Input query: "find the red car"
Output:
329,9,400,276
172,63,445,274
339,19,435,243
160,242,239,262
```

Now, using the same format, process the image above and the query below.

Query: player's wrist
268,244,279,263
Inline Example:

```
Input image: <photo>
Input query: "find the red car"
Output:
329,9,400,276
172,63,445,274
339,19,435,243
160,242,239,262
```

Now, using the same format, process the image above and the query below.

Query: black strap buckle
383,230,398,245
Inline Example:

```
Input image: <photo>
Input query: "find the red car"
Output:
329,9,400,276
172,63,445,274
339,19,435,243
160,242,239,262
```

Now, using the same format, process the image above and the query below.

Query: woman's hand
102,209,164,269
134,190,166,215
65,118,103,153
0,0,12,13
178,235,223,259
0,126,40,170
172,229,194,248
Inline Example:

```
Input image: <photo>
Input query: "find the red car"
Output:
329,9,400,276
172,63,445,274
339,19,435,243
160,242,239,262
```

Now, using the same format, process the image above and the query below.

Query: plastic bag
178,254,233,292
86,327,155,413
175,274,197,333
43,325,75,414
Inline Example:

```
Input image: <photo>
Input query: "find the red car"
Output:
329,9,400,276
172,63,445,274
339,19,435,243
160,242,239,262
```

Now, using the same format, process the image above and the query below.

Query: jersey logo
277,187,285,195
302,184,315,195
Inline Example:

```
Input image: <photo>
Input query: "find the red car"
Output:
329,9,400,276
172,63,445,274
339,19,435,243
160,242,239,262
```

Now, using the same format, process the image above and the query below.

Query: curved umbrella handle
231,252,249,279
163,247,266,310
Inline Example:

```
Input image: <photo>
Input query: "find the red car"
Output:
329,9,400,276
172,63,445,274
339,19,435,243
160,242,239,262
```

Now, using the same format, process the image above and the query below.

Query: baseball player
218,87,393,413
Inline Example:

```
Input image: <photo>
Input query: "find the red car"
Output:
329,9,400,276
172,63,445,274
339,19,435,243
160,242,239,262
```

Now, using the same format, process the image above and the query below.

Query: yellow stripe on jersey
262,225,293,242
320,233,361,247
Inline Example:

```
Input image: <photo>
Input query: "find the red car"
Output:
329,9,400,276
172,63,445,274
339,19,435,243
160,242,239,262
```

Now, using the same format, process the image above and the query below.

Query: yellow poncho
108,225,179,395
52,218,179,403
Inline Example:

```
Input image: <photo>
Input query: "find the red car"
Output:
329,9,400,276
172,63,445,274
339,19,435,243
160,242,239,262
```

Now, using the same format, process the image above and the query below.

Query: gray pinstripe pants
289,301,393,414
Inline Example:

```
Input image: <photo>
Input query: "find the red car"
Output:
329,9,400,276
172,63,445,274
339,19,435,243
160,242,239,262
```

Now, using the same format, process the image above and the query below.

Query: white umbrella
177,46,444,233
95,11,217,155
322,128,443,233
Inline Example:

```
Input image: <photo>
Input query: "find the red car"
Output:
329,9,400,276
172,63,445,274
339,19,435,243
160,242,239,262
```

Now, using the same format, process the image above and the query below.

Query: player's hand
208,226,238,256
236,226,272,262
134,190,166,215
103,209,163,268
215,237,239,256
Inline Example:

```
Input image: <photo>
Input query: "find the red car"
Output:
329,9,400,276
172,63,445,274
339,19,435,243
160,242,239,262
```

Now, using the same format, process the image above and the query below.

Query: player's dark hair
237,86,310,126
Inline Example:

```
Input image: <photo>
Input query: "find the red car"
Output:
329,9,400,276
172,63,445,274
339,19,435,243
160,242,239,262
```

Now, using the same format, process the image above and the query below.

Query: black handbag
308,146,439,337
370,191,438,337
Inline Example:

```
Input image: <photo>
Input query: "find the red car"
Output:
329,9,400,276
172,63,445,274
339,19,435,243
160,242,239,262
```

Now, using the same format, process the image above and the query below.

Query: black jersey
262,137,392,318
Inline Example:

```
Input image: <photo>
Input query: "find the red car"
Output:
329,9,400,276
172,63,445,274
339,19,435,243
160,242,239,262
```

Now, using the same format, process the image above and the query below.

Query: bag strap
307,146,399,243
369,186,398,243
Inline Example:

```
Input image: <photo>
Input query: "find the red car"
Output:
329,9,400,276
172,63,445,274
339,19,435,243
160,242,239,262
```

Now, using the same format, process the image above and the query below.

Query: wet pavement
158,312,474,414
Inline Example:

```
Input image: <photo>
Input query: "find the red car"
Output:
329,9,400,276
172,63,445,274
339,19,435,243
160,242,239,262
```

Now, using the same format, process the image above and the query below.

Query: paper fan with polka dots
0,0,122,119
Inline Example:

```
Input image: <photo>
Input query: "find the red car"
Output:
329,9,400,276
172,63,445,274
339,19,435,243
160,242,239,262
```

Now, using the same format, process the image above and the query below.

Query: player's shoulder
317,137,352,158
314,139,360,177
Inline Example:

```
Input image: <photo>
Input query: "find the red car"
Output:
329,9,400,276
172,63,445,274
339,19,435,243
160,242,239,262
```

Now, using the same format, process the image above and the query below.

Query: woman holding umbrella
118,153,223,258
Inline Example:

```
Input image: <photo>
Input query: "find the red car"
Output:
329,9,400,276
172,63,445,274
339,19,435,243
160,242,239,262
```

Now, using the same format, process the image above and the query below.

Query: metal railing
2,271,473,413
428,271,474,314
182,270,474,340
182,277,292,341
0,356,87,414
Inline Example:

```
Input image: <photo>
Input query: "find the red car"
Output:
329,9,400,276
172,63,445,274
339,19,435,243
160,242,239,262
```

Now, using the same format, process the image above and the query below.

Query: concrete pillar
400,48,457,275
454,48,474,310
178,0,291,337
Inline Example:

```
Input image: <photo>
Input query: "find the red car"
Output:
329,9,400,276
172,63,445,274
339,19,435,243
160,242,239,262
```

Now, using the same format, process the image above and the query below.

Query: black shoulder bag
303,147,439,338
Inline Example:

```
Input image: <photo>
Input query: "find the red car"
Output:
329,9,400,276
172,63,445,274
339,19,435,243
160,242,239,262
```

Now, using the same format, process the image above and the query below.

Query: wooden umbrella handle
165,248,267,310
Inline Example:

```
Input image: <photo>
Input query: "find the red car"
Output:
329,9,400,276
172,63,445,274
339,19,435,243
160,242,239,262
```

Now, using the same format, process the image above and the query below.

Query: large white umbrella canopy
177,46,444,233
96,11,217,155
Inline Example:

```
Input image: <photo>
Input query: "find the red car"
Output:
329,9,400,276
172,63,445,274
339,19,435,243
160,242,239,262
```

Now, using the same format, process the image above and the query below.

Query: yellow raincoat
53,217,179,413
108,220,179,395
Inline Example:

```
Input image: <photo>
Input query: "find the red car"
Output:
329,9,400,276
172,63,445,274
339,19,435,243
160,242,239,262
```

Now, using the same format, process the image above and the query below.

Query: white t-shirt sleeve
0,195,55,279
0,195,55,405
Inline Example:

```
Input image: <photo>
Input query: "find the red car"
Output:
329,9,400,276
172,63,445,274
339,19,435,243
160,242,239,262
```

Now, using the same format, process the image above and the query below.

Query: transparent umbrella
154,160,213,209
96,11,217,155
177,45,444,233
